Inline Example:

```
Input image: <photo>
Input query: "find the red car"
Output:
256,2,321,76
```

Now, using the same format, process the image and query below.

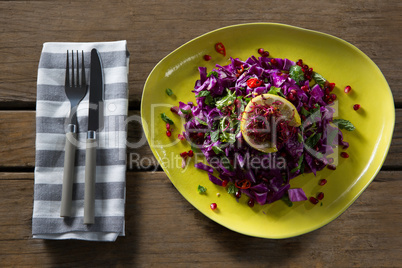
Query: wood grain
0,0,400,108
0,171,401,267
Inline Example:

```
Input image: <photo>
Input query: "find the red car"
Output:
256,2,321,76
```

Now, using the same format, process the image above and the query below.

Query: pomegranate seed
329,83,335,91
166,130,171,137
210,203,217,210
166,123,171,130
344,85,352,93
180,151,188,158
262,51,269,57
340,152,349,158
319,179,327,186
197,132,204,138
327,164,336,170
235,191,241,199
296,59,303,66
270,58,277,65
203,54,211,61
317,192,324,200
325,88,331,95
187,150,194,157
221,179,228,187
287,92,295,101
330,93,337,101
257,48,264,54
248,198,255,208
309,197,319,205
301,85,309,92
170,106,179,114
178,134,185,140
328,158,334,164
353,104,361,110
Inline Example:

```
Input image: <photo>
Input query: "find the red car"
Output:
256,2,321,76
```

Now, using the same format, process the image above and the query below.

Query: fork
60,50,88,217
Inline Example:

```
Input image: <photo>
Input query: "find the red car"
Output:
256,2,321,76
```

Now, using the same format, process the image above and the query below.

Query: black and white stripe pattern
32,41,129,241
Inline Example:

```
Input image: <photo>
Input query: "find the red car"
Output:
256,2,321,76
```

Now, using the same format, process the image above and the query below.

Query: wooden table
1,0,401,266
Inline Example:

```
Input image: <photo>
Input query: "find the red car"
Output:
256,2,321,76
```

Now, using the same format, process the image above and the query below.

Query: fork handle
60,129,77,217
84,133,97,224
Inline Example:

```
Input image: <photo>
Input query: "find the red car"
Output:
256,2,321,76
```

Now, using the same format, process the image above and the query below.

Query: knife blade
84,48,104,225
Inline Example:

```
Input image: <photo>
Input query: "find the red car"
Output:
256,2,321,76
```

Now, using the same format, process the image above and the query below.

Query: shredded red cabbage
177,54,350,206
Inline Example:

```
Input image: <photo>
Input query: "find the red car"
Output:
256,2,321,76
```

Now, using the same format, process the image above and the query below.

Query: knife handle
60,129,77,217
84,134,97,224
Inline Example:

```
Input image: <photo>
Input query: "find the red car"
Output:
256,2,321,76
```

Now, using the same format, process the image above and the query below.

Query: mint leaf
207,71,219,78
210,129,220,143
227,184,236,194
215,89,236,110
195,117,208,126
180,108,192,115
313,72,326,86
212,145,224,155
197,90,210,97
291,155,304,173
281,195,294,207
219,116,228,131
300,107,310,117
267,86,282,96
220,132,236,144
165,88,173,96
198,185,207,194
161,113,174,125
289,65,304,84
305,133,322,148
297,132,303,143
333,119,355,131
205,94,215,107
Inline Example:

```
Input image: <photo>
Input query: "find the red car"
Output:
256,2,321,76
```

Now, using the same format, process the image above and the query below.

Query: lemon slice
240,94,301,153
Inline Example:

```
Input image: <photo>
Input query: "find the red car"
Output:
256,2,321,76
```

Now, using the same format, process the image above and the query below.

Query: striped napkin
32,41,129,241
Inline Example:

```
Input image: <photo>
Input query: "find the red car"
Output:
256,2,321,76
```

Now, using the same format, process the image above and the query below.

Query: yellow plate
141,23,395,238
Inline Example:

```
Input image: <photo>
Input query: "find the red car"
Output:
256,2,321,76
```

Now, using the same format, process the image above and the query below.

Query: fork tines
65,50,86,88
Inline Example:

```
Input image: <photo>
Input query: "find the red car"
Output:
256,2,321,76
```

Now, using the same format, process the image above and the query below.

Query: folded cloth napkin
32,41,129,241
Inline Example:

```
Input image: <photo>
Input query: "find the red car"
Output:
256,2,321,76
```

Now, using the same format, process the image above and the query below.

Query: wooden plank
0,171,401,266
0,110,401,169
0,1,400,106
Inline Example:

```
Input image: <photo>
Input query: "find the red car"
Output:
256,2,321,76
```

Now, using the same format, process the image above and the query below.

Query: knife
84,48,104,225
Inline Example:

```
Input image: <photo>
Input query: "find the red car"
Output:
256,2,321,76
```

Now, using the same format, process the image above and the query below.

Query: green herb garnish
289,65,304,84
165,88,173,96
198,185,207,194
197,90,210,97
313,72,326,86
227,184,237,194
215,89,236,110
195,116,208,126
267,86,282,96
333,119,355,131
207,71,219,78
210,129,220,143
161,113,174,125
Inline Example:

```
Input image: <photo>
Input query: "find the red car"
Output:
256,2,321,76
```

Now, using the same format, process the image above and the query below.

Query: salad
167,46,355,208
